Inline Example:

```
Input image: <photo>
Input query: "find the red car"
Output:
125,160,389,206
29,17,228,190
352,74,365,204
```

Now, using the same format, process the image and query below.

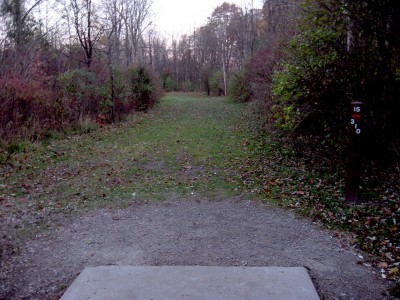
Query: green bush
163,76,177,92
229,70,252,103
57,68,100,118
129,66,160,112
271,0,346,132
58,69,97,100
209,71,224,96
98,68,128,120
272,0,400,152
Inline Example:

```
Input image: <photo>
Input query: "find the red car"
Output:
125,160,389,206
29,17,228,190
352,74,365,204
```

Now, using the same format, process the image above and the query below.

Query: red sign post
345,101,364,203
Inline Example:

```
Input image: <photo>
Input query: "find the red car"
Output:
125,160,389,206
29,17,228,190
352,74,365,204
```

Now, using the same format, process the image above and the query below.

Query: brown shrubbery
0,78,61,140
0,64,163,142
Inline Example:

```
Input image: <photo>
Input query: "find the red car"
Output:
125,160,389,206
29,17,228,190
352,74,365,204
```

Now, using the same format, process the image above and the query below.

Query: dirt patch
143,160,167,172
1,196,392,299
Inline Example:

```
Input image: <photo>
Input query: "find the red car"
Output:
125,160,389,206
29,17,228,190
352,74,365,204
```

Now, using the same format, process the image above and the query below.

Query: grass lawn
1,93,252,214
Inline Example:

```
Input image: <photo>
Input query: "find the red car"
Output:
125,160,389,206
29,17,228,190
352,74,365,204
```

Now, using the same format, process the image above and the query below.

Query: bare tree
0,0,49,77
208,3,244,95
145,28,168,72
103,0,124,66
262,0,299,44
69,0,104,68
120,0,152,66
1,0,44,48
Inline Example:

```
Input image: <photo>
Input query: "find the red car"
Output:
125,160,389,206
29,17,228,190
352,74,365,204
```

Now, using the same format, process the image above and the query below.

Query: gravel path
2,196,391,299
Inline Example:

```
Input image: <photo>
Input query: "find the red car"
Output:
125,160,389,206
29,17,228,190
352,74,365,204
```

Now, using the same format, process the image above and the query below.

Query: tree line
0,0,266,141
0,0,165,140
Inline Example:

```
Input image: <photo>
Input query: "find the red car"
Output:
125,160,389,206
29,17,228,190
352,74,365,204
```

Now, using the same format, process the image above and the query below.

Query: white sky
151,0,263,37
25,0,263,42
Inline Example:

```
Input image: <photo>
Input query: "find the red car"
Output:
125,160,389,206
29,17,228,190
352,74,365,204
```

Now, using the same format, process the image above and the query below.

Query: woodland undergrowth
240,99,400,289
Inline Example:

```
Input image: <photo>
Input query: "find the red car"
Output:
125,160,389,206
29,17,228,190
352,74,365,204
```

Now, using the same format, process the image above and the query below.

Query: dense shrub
129,66,163,112
0,64,163,142
99,68,129,121
162,76,177,92
272,0,400,156
226,44,287,132
0,78,61,139
271,1,346,133
209,71,225,96
57,68,101,121
160,69,177,92
229,69,252,103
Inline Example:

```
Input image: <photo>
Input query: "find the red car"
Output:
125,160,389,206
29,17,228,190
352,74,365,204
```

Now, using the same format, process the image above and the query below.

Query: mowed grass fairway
1,93,253,218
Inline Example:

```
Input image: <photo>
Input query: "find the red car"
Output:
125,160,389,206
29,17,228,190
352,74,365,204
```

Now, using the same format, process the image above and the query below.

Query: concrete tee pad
61,266,320,300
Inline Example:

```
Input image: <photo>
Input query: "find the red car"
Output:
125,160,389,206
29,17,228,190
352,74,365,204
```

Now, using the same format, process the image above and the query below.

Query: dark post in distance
345,101,364,203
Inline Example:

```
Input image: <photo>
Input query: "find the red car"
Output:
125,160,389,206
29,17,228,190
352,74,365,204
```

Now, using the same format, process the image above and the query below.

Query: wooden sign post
345,101,364,203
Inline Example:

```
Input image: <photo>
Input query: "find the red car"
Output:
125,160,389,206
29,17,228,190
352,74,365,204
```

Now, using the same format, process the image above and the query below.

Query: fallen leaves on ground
235,131,400,285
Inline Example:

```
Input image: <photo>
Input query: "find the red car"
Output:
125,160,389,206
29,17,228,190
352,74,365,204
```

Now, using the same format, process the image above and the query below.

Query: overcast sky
151,0,262,37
